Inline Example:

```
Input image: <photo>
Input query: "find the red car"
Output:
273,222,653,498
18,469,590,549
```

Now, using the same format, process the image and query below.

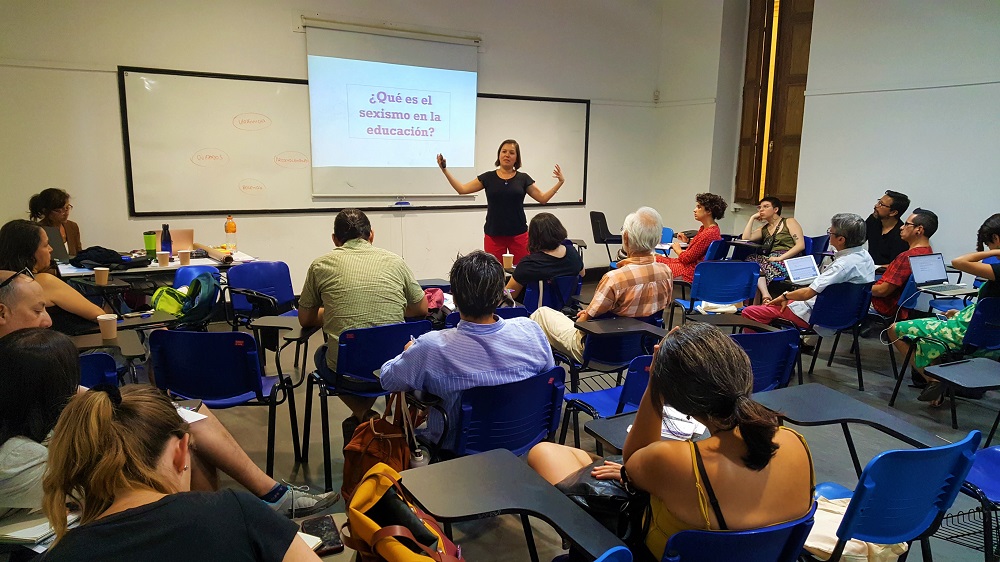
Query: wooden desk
400,449,626,562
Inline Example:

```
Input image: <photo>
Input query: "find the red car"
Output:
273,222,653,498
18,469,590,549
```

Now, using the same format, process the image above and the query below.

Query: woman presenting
437,139,564,265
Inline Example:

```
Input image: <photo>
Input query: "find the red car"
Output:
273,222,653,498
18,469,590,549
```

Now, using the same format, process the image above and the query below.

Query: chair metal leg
796,346,804,385
302,376,315,462
842,423,863,478
919,536,933,561
828,331,842,366
284,377,302,464
266,399,277,477
852,327,864,391
320,385,333,492
949,386,959,429
558,405,572,444
987,410,1000,448
888,345,916,407
808,336,824,375
572,410,581,449
520,514,540,562
889,344,899,379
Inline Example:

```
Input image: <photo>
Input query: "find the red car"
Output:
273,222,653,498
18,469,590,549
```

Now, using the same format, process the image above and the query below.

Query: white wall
0,0,741,285
795,0,1000,260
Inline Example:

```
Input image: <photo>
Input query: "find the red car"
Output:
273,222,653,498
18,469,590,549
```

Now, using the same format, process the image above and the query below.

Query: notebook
909,253,971,296
0,511,78,545
41,226,71,263
784,255,821,285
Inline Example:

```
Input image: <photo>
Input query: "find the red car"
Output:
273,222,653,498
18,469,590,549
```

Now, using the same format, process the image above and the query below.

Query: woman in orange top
29,188,83,256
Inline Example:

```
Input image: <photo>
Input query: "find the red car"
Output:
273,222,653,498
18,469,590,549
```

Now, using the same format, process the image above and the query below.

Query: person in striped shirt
379,251,554,451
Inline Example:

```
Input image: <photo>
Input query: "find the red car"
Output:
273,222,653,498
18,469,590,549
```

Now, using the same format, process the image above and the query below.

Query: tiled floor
191,302,996,561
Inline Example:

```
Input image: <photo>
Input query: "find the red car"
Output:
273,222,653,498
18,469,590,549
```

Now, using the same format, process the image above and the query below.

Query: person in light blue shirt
379,250,555,451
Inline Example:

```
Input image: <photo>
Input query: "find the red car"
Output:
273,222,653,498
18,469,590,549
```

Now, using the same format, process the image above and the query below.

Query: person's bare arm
952,249,1000,280
281,535,323,562
298,306,323,328
405,296,429,318
525,165,565,204
36,273,104,321
506,277,525,300
870,280,898,298
437,154,484,195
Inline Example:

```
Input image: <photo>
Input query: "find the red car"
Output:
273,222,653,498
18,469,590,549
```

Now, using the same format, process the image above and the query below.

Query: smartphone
936,313,949,321
300,514,344,555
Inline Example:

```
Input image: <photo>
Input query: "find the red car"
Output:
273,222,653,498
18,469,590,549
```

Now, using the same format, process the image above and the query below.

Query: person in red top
871,208,937,318
647,193,726,283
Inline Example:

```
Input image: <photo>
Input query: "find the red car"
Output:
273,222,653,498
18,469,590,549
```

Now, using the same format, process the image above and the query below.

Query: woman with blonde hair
41,384,322,561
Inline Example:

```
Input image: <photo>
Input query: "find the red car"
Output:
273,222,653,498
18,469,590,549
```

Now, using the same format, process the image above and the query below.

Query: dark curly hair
333,209,371,243
28,188,71,221
0,220,45,272
977,213,1000,252
696,192,728,220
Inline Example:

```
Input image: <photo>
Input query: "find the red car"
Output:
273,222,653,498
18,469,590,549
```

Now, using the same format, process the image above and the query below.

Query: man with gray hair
531,207,673,362
742,213,875,328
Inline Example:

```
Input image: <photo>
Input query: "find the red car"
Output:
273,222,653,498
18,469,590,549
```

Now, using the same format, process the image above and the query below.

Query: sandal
917,381,943,403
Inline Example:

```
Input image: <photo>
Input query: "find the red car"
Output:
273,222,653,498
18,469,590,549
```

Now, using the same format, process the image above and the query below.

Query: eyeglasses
57,204,74,212
874,201,890,209
0,267,34,291
826,228,843,238
903,222,919,228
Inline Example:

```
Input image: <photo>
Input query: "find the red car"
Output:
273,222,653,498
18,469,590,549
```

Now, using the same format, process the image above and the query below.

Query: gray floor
180,301,997,561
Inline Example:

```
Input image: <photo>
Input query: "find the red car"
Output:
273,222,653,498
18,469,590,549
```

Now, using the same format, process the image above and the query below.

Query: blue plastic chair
810,430,981,561
867,275,919,379
807,234,831,265
79,352,118,388
302,320,433,491
957,445,1000,561
656,227,675,256
668,261,760,326
173,265,220,288
556,311,662,395
664,501,817,562
559,355,651,452
149,330,293,477
521,275,581,315
444,306,529,329
596,545,633,562
782,281,873,389
730,329,800,392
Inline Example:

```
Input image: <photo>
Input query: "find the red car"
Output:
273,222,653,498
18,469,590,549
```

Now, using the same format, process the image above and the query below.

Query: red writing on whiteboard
238,178,266,194
232,113,272,131
274,151,310,169
190,148,230,167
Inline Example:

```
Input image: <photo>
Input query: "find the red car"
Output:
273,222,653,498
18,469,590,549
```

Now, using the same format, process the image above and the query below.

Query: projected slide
308,56,477,168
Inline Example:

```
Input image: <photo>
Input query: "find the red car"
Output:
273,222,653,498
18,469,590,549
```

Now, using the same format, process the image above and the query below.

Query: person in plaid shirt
531,207,672,362
870,208,937,317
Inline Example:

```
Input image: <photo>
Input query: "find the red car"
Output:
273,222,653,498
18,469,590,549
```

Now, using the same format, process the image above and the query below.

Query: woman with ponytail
41,384,321,561
528,322,814,561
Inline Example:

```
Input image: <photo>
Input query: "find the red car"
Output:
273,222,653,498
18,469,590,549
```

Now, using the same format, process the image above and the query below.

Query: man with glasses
866,190,910,268
870,208,937,318
742,213,875,329
0,269,52,337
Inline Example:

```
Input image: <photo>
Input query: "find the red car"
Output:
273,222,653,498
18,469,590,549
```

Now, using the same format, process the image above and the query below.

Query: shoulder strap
692,442,728,530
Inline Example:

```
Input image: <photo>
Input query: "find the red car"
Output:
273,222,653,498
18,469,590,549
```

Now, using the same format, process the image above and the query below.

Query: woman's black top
478,170,535,236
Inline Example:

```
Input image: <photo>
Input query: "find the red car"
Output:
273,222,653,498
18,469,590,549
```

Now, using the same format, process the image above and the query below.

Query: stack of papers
0,512,79,545
661,407,707,441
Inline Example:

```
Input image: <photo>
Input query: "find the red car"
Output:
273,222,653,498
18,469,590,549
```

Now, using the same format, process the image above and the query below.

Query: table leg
949,387,959,430
519,514,540,562
987,411,1000,448
842,423,863,478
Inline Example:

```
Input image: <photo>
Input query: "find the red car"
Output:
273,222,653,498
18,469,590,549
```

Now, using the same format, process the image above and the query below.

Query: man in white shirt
741,213,875,328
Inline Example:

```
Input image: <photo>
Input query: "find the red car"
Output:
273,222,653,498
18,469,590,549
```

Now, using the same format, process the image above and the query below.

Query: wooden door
734,0,772,204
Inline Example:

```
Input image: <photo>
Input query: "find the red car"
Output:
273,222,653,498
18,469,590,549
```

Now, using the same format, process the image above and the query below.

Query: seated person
740,196,805,300
298,209,428,441
889,213,1000,405
870,208,936,318
0,268,52,338
527,322,814,561
646,193,726,283
0,328,337,522
29,187,83,257
532,207,672,363
379,251,554,452
0,219,104,335
866,190,911,268
506,212,585,301
741,213,875,329
40,384,322,561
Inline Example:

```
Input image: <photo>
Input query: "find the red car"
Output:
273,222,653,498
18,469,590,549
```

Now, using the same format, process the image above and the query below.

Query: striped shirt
586,255,674,318
379,316,555,451
298,238,425,370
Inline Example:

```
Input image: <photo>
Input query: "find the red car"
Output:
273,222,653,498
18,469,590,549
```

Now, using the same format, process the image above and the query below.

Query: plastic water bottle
224,215,237,253
160,224,172,256
409,446,429,468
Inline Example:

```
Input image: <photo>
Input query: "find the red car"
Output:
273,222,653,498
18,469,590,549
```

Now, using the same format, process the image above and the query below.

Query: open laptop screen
909,253,949,285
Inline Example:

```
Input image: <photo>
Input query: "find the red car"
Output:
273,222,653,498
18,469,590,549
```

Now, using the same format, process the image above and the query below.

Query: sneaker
269,483,340,518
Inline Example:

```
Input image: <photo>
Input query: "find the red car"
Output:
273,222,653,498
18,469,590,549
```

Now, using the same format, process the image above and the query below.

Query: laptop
41,226,71,263
784,255,821,285
909,253,971,296
154,228,195,256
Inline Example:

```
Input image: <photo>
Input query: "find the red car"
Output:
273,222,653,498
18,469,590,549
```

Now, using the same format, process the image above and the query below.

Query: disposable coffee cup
156,251,170,267
502,253,514,269
93,267,110,286
97,313,118,340
178,249,191,266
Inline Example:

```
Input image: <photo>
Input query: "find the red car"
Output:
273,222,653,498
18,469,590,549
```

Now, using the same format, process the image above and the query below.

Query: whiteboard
119,67,589,215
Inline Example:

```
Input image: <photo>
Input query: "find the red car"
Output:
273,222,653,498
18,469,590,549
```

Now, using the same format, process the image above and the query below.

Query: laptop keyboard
921,283,967,292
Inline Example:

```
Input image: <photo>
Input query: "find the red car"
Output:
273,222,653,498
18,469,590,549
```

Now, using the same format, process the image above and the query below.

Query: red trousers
740,303,810,329
484,233,529,265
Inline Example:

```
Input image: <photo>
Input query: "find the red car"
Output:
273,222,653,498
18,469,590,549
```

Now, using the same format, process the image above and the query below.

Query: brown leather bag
342,393,412,503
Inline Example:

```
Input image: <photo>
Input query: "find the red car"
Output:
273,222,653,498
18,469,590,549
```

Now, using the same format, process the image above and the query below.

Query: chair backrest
444,307,529,329
590,211,622,244
595,545,633,562
964,297,1000,353
661,227,674,245
336,320,433,379
729,329,800,392
810,282,873,331
452,366,565,456
808,235,831,265
830,431,980,550
663,502,817,562
964,444,1000,503
149,330,264,404
227,261,296,314
895,275,920,313
689,261,761,307
581,311,663,367
79,352,117,388
522,275,581,314
173,265,221,288
704,240,729,261
616,355,652,414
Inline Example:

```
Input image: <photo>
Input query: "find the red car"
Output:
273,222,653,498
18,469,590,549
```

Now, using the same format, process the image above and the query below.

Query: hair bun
90,383,122,407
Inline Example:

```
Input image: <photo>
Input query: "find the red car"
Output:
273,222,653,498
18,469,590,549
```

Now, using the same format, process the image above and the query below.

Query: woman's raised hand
552,164,564,182
436,154,447,169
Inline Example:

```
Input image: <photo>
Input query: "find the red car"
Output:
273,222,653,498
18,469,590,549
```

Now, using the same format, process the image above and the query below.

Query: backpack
151,272,221,328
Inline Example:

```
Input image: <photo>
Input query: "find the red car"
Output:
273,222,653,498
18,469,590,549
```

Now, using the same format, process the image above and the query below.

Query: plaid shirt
871,246,932,316
586,255,673,318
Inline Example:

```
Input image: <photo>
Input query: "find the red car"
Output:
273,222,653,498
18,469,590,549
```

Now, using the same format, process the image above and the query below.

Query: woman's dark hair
28,188,70,221
650,322,779,471
0,328,81,446
0,219,45,271
494,139,522,169
758,196,783,216
333,209,372,243
695,193,728,220
450,250,506,319
528,213,568,253
977,213,1000,251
